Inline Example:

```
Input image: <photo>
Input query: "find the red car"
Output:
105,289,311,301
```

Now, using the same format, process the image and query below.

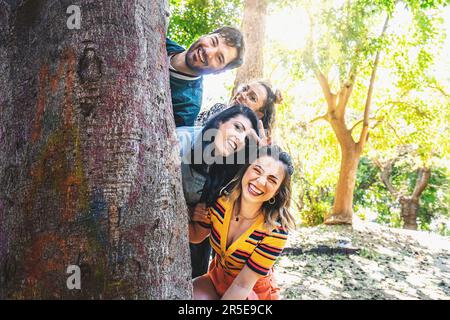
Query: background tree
233,0,268,92
374,153,430,230
0,0,192,299
275,0,448,225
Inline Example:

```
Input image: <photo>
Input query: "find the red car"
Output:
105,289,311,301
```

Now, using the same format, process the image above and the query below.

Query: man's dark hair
210,26,245,70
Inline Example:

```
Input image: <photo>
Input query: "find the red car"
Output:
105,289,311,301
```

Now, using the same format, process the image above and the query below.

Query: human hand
248,120,269,147
191,203,211,225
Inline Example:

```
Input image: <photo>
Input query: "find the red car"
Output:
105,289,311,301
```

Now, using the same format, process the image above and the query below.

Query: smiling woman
189,145,296,300
196,80,283,139
176,104,261,279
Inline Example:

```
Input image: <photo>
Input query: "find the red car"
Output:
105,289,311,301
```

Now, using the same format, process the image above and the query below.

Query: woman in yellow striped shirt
189,145,295,300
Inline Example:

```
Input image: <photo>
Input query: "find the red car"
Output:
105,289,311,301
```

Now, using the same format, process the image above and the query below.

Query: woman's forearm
221,281,253,300
221,266,260,300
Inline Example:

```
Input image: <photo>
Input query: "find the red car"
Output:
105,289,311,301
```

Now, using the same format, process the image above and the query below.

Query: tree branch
412,167,431,199
310,113,329,123
357,15,389,151
373,158,400,197
350,117,377,133
336,65,357,119
316,72,337,112
429,83,450,99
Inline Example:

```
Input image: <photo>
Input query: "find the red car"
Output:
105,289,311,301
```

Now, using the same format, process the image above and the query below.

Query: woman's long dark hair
189,104,260,206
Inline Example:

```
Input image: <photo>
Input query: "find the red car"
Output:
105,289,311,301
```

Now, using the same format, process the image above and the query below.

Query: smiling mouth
227,139,237,152
248,183,264,196
197,47,207,65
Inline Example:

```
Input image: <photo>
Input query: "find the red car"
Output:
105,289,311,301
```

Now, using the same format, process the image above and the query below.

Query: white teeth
249,183,263,196
228,140,237,151
198,48,206,64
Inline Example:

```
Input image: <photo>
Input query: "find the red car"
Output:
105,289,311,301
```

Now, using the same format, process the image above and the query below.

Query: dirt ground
275,218,450,300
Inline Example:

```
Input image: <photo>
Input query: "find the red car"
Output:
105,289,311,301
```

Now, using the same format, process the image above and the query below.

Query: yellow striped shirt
208,196,288,276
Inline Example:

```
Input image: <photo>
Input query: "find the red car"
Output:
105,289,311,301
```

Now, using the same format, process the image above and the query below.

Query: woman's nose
256,175,267,186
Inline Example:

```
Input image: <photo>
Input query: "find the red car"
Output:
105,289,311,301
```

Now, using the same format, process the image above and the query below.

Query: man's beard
185,40,210,75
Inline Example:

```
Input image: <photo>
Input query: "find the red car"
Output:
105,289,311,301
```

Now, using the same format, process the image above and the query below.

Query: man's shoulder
166,38,185,54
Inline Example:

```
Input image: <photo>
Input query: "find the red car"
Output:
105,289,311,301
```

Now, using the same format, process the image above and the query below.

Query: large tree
0,0,192,299
298,0,446,225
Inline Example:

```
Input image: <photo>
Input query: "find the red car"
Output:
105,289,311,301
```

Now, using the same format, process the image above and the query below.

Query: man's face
185,34,238,75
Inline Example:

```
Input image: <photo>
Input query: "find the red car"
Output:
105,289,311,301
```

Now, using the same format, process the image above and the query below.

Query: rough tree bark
374,159,431,230
0,0,192,299
233,0,267,93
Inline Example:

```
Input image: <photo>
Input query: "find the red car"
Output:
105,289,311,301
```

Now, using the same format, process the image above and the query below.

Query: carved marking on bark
77,45,102,118
78,47,102,83
31,48,76,142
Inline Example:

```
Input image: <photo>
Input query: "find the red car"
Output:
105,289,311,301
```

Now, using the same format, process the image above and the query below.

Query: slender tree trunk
329,145,360,224
233,0,267,93
0,0,192,299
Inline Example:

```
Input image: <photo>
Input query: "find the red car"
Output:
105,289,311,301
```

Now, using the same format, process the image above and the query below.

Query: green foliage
167,0,242,48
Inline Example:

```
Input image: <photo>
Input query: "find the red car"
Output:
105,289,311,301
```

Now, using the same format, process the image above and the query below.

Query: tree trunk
327,145,360,224
400,197,419,230
312,16,388,226
233,0,267,93
400,167,431,230
0,0,192,299
375,161,430,231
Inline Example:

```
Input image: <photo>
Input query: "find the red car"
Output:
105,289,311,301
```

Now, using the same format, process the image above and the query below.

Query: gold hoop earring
269,197,276,205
